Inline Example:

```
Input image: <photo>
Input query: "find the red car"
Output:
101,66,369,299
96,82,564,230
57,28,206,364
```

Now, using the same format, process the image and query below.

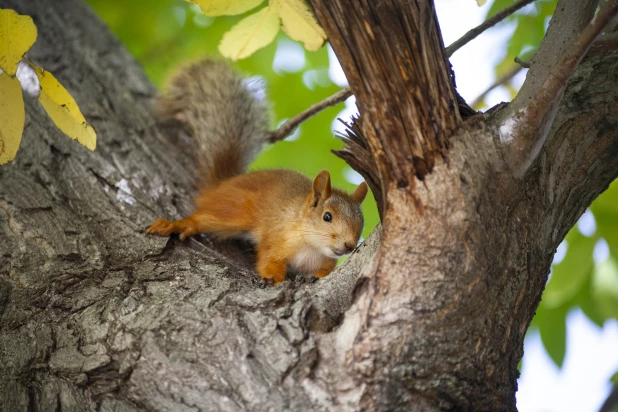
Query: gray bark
1,0,617,411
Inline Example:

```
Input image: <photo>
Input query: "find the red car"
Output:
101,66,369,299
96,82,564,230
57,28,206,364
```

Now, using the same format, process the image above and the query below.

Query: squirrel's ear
311,170,331,207
352,182,368,204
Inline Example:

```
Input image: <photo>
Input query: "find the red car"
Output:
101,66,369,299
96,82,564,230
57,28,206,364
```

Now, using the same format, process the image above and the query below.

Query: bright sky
326,1,618,410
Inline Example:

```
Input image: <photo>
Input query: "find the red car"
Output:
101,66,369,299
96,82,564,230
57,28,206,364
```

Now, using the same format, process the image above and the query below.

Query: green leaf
536,303,568,368
591,257,618,320
486,0,512,19
491,1,556,79
573,269,606,327
505,14,544,59
543,229,596,308
537,0,557,19
591,180,618,260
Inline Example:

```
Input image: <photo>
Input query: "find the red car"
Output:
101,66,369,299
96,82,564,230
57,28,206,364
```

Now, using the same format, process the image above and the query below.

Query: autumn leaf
271,0,326,51
0,72,25,164
187,0,264,16
219,6,280,61
0,9,97,164
195,0,327,60
0,9,37,76
29,62,97,151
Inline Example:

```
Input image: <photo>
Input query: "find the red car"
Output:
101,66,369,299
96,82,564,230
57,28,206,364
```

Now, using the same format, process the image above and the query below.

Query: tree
1,0,617,410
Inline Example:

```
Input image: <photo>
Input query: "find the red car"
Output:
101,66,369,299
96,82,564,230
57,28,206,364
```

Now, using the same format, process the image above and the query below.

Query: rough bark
310,0,461,189
1,1,617,412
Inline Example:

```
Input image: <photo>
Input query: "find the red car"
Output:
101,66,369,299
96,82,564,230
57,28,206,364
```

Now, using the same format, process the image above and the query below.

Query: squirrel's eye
323,212,332,222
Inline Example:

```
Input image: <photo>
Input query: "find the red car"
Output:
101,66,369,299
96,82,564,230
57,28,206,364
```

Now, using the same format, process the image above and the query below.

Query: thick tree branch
445,0,537,58
503,1,618,175
268,87,352,143
322,50,618,410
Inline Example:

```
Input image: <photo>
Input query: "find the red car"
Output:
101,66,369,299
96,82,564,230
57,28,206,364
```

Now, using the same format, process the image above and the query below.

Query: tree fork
308,0,618,410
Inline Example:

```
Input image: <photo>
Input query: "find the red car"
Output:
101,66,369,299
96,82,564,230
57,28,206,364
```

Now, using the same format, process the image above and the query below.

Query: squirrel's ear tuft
352,182,368,204
311,170,331,207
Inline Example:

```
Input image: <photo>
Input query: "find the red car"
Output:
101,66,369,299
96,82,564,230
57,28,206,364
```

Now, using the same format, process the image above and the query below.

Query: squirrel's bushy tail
157,59,269,187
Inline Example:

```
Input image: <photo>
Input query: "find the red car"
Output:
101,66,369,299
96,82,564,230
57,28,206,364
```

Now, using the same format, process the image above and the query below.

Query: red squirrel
147,60,368,284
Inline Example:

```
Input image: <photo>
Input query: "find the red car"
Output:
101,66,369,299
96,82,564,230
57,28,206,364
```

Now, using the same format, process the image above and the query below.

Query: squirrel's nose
344,242,355,253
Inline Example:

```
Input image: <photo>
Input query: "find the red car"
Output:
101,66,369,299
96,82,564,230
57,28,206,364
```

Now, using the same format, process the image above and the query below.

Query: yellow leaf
0,72,25,164
0,9,37,76
219,7,280,61
29,63,96,151
272,0,326,51
187,0,264,16
476,0,487,5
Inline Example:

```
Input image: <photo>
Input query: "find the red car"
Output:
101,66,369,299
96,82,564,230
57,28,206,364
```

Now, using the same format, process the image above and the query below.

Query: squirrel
146,59,368,285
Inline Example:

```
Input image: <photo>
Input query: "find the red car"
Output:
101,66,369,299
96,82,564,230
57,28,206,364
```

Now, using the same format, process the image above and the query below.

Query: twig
268,87,353,143
599,385,618,412
470,65,523,108
446,0,537,58
508,1,618,174
514,57,531,68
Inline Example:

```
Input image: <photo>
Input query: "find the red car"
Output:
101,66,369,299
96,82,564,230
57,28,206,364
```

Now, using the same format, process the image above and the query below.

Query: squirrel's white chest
288,245,325,274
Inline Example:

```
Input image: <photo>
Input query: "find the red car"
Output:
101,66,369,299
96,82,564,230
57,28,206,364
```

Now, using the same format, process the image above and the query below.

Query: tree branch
446,0,537,58
504,0,617,175
268,87,352,143
514,57,531,68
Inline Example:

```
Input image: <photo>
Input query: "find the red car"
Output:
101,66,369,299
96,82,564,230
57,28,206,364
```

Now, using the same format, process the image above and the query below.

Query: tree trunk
1,0,617,411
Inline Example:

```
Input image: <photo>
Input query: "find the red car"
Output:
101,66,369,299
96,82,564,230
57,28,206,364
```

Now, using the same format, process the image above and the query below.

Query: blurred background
84,0,618,410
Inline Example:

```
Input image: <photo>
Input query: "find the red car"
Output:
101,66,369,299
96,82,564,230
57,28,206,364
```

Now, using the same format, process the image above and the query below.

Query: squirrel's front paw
146,218,175,236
